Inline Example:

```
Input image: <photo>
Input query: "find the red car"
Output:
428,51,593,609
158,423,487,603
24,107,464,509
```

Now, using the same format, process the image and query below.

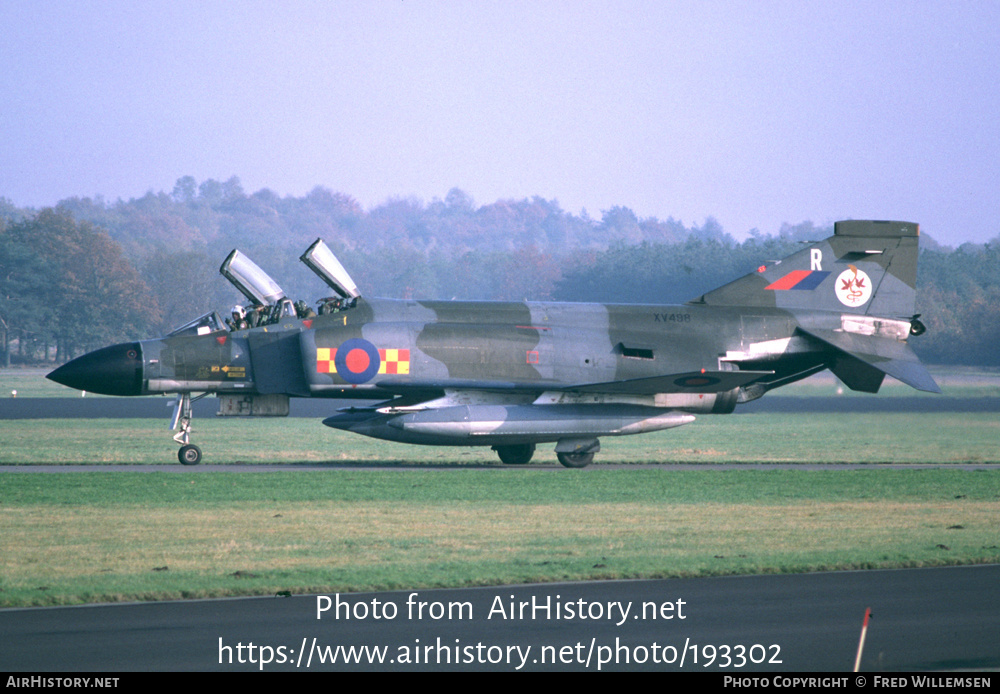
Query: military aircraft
48,220,938,467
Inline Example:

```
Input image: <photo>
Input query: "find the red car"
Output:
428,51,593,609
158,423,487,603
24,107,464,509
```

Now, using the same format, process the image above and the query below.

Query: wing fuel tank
324,404,695,446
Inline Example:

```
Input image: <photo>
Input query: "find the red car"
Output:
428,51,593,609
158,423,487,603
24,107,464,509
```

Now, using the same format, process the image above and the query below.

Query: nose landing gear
178,443,202,465
171,393,208,465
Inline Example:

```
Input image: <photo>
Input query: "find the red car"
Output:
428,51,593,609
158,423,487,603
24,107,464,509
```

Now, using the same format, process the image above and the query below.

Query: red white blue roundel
334,338,381,384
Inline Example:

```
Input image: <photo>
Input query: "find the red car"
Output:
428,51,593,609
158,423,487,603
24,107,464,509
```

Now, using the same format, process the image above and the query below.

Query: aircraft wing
798,327,941,394
564,369,774,394
374,378,549,396
373,369,773,397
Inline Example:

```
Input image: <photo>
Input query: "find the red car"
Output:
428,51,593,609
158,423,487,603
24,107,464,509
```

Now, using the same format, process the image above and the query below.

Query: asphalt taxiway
2,565,997,671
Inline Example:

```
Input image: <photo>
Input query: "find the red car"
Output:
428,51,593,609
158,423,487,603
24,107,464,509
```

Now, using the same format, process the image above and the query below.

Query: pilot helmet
231,305,246,319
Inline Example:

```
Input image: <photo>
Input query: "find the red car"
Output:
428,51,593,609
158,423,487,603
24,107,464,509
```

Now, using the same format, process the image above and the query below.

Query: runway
1,565,997,671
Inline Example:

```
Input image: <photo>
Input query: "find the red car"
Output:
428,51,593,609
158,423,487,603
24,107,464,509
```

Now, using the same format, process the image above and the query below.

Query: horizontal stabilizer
800,327,940,393
569,369,773,394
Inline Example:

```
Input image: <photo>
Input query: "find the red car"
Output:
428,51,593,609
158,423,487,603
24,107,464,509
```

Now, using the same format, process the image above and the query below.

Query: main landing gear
492,439,598,468
171,393,208,465
493,443,536,465
556,451,594,468
554,438,600,468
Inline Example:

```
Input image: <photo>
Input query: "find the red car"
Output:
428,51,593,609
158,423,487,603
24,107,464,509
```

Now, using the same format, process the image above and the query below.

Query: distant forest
1,176,998,366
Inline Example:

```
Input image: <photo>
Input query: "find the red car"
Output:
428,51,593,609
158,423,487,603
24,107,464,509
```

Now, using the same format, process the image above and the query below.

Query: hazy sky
2,1,998,245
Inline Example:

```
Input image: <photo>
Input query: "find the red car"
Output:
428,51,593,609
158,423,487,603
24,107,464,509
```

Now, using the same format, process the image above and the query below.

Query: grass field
1,367,998,608
2,468,998,607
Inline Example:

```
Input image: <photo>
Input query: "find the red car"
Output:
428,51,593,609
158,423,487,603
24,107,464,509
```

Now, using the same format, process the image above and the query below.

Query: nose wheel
171,393,207,465
178,444,202,465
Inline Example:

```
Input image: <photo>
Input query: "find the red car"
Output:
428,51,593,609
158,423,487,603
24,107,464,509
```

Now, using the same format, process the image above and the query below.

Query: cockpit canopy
206,241,362,332
300,238,361,299
219,250,287,307
167,311,226,337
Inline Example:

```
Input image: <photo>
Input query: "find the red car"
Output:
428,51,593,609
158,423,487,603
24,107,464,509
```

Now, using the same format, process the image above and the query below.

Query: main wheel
557,451,594,468
178,444,202,466
495,443,535,465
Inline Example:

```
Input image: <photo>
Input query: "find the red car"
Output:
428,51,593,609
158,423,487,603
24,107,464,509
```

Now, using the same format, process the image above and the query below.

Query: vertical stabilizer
694,220,921,319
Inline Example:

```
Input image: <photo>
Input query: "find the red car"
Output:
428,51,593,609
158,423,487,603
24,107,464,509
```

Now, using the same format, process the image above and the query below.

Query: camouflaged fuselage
47,220,938,465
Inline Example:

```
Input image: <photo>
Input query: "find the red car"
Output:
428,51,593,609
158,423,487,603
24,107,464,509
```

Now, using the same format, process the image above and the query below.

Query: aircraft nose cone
47,342,144,396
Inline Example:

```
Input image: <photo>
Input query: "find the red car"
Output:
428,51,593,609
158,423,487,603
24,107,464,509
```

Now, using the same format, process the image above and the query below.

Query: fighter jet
48,220,938,467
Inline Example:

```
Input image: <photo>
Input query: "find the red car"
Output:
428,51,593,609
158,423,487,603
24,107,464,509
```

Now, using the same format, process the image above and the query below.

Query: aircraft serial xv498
48,220,938,467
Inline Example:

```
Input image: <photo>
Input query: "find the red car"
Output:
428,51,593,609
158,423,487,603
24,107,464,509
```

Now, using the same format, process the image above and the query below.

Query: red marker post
853,607,872,672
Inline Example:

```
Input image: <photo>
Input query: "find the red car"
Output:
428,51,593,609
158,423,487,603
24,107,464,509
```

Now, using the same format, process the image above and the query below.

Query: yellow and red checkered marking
379,348,410,375
316,347,336,373
316,347,409,375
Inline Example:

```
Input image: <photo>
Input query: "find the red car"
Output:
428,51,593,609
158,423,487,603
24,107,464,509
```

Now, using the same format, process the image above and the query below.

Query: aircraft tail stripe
766,270,811,290
766,270,830,290
790,271,830,290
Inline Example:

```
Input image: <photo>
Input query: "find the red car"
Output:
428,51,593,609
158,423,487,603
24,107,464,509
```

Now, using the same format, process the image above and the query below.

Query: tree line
1,179,997,366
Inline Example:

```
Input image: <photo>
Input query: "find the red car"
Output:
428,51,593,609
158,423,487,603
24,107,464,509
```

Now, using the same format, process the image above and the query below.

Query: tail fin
694,220,920,319
695,220,938,394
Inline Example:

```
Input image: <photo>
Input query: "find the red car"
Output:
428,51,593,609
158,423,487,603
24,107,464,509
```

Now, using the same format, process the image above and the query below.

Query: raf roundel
333,338,381,384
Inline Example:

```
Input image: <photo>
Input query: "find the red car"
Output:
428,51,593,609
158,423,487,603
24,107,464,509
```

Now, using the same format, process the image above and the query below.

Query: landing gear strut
171,393,208,465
